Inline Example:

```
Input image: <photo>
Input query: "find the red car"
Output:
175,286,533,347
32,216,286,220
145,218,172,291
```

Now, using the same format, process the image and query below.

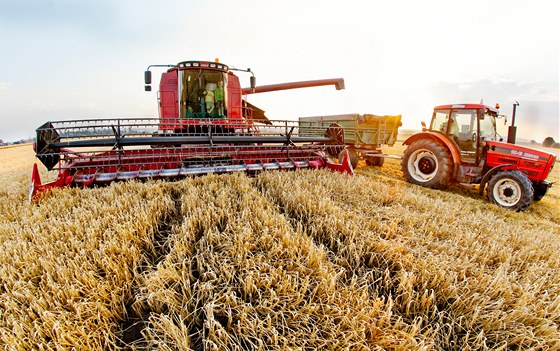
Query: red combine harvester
401,103,556,211
30,60,353,198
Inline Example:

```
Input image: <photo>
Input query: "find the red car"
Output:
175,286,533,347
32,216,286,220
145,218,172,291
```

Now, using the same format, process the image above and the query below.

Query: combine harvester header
30,59,353,199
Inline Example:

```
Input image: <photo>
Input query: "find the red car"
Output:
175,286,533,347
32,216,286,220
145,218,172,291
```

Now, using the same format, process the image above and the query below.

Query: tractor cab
429,104,499,164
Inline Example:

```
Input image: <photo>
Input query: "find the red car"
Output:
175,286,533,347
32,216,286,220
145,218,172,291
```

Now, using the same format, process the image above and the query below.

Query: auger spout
242,78,345,95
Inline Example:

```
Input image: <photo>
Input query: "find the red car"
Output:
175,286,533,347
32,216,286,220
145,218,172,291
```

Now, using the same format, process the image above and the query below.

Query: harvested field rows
258,170,560,349
1,144,559,350
0,181,175,349
129,175,421,349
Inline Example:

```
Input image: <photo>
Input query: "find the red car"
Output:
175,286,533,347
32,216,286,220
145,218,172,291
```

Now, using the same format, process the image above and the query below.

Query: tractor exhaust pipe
507,101,519,144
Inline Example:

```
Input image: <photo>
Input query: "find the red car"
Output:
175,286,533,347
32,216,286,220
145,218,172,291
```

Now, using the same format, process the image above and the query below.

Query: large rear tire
401,139,453,189
487,170,533,211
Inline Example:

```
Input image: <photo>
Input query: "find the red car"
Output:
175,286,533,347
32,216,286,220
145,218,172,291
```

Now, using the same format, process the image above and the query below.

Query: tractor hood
486,141,556,162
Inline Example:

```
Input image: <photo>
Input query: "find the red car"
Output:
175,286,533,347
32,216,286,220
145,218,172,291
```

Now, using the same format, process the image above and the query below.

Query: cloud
0,1,115,29
0,82,10,91
430,77,558,104
29,100,57,112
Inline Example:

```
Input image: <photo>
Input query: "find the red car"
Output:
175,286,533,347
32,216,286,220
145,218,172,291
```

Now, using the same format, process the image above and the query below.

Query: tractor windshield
479,112,497,141
431,109,450,132
179,69,228,119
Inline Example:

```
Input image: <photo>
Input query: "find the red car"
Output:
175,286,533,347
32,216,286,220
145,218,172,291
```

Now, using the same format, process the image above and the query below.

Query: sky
0,0,558,143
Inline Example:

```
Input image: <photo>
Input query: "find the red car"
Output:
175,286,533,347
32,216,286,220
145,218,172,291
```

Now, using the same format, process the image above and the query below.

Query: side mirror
144,71,152,92
144,70,152,85
250,76,256,94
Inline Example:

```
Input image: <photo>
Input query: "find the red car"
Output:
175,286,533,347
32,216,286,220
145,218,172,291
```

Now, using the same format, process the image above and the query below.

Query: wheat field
0,143,559,350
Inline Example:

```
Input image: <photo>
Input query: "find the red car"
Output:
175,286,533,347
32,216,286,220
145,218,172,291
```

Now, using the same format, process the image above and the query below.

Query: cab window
179,70,227,118
450,109,476,138
450,109,477,162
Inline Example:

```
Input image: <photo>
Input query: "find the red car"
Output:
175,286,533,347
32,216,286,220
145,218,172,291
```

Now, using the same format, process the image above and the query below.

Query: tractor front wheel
401,139,453,189
487,170,533,211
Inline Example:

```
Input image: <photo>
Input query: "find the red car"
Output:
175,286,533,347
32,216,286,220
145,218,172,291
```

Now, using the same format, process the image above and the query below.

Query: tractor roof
434,104,499,114
176,60,229,72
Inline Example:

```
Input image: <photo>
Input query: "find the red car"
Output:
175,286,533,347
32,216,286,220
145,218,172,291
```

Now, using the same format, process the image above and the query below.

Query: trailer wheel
401,139,453,189
487,170,533,211
339,149,359,169
366,156,385,167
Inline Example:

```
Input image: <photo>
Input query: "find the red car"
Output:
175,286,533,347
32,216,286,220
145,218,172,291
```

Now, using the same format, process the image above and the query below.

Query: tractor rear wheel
487,170,533,211
401,139,453,189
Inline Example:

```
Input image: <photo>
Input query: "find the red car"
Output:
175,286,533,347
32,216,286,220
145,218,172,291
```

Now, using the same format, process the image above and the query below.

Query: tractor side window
450,109,477,162
450,109,476,138
431,110,450,132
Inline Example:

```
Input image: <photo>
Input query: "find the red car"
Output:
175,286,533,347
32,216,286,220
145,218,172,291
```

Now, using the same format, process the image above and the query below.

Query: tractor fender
403,132,462,166
478,164,518,195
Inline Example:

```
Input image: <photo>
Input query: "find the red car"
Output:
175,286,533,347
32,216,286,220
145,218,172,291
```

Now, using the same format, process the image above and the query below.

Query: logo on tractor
511,149,539,160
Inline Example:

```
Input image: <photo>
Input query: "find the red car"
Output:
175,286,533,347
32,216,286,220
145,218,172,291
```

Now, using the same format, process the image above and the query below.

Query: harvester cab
402,103,556,211
31,59,353,199
145,61,241,123
144,60,346,134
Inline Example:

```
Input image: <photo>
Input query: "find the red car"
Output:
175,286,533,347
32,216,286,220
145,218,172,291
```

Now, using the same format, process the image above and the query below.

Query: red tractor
401,104,556,211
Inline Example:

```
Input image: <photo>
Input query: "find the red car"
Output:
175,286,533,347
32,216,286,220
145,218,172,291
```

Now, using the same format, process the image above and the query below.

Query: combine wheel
365,156,385,167
339,149,359,169
401,139,453,189
487,170,533,211
324,123,345,158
